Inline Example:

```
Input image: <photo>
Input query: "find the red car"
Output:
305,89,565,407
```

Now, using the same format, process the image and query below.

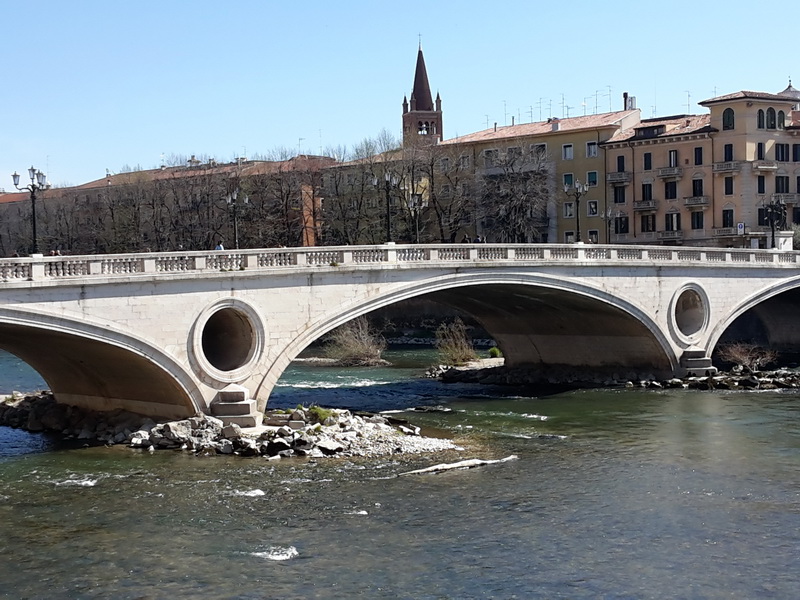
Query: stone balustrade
1,242,798,283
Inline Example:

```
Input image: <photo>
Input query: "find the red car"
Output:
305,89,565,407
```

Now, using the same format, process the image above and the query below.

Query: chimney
623,92,628,110
494,122,497,132
511,115,515,126
551,117,560,131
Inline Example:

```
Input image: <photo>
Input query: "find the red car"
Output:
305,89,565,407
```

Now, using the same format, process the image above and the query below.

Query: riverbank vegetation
435,317,478,365
323,316,389,366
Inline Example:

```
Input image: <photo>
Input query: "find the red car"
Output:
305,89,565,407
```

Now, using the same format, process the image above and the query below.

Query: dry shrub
324,317,388,366
717,342,777,373
435,317,478,365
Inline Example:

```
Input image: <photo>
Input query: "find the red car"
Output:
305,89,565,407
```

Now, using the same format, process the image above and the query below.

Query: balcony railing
753,160,777,171
607,171,632,183
713,227,739,237
633,199,658,211
657,166,683,178
713,161,741,173
684,195,710,207
657,230,684,240
773,193,799,203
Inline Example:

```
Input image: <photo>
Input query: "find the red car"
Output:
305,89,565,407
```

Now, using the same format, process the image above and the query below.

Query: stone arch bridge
1,243,799,425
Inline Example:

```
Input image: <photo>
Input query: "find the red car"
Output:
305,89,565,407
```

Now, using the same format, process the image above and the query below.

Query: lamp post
384,172,395,242
564,180,589,243
226,188,249,250
12,166,47,254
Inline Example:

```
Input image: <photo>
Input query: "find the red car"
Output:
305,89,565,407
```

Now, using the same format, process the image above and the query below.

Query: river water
1,348,800,599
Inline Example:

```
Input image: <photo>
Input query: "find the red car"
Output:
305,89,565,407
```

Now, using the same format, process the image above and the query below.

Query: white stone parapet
0,243,797,283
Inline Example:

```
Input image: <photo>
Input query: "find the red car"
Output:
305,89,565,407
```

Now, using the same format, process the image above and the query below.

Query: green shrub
488,346,502,358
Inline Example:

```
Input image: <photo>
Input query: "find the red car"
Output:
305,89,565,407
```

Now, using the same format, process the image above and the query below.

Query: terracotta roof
439,110,639,145
72,155,336,191
699,90,798,105
602,114,713,144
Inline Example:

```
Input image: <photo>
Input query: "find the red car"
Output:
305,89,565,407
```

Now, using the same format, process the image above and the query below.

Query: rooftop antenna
298,138,305,156
595,90,601,114
503,100,507,126
607,85,613,111
548,99,553,119
319,129,323,155
536,98,543,121
528,105,534,123
685,91,691,113
484,114,489,129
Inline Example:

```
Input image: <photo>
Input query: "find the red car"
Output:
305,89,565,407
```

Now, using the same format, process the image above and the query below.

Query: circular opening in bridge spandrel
674,288,706,337
201,307,255,372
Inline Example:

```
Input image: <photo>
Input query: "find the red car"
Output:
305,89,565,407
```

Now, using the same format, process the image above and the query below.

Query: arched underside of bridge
715,287,800,355
0,323,198,420
423,283,675,378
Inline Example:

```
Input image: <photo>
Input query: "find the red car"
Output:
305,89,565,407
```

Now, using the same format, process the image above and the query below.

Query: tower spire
402,45,442,146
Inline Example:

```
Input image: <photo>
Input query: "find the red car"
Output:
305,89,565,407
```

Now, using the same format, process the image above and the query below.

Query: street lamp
226,188,249,250
384,172,396,243
12,166,47,254
564,180,589,243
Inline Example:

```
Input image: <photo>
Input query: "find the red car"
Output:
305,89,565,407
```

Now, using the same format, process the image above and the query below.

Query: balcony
657,166,683,178
713,227,739,237
753,160,777,171
633,199,658,211
684,195,710,207
712,161,741,173
657,230,684,241
773,193,799,203
606,171,632,183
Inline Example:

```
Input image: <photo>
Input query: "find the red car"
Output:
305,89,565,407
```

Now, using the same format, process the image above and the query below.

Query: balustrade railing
1,242,798,282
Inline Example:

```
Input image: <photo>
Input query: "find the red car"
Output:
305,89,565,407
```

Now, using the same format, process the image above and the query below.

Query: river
1,348,800,599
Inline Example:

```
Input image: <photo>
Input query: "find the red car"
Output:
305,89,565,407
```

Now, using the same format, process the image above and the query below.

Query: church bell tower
402,47,442,146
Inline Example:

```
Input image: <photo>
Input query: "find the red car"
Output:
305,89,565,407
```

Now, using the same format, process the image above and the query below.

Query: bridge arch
708,275,800,355
0,307,203,419
255,271,678,402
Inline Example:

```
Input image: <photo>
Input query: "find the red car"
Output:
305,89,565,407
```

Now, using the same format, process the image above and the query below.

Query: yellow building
602,86,800,247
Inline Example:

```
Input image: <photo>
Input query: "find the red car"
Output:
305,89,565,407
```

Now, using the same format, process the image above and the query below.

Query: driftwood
399,455,518,476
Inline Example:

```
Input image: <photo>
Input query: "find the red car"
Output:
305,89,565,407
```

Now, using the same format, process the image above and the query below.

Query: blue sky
1,0,787,188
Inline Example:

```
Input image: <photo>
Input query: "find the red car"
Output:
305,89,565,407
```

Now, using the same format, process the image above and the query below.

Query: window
440,157,450,172
459,155,470,169
757,109,765,129
776,176,790,193
724,144,734,162
723,108,735,130
507,147,522,162
441,184,451,196
692,179,704,197
668,150,678,168
587,171,598,186
587,200,598,216
532,143,547,159
757,175,765,194
793,144,800,162
757,143,765,160
758,208,769,226
588,230,599,244
794,207,800,225
563,202,575,218
665,212,681,231
776,143,790,161
586,142,598,158
617,155,625,172
614,216,629,234
694,147,703,166
691,211,704,230
346,173,355,185
643,152,652,171
798,176,800,193
613,186,626,204
767,107,776,129
484,149,498,167
564,231,575,243
665,180,677,200
641,183,653,201
778,111,786,129
722,208,734,228
460,182,470,196
724,176,734,195
563,173,574,188
562,144,574,160
641,214,656,232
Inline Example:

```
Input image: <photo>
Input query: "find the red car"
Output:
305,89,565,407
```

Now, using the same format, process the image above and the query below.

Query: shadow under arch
256,272,677,401
708,275,800,354
0,307,202,419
